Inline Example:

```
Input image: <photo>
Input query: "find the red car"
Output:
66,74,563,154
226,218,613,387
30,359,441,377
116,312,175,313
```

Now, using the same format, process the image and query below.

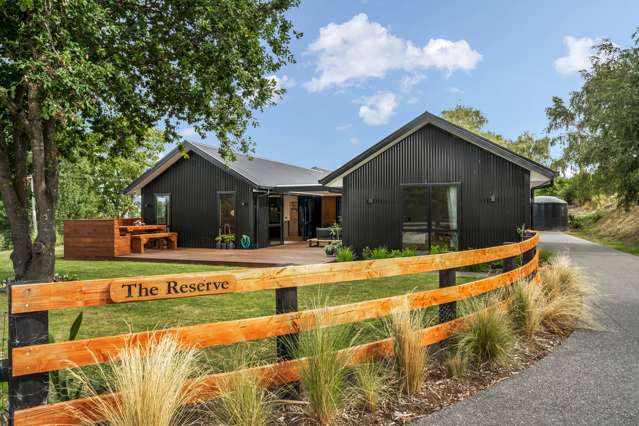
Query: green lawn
568,230,639,256
0,251,474,364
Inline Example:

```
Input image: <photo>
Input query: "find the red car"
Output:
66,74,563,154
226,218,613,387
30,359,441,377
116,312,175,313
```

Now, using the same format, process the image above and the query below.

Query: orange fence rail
7,232,540,425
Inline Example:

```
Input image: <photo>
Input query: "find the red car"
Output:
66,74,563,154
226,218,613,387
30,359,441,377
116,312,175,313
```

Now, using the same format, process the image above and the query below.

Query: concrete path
416,232,639,426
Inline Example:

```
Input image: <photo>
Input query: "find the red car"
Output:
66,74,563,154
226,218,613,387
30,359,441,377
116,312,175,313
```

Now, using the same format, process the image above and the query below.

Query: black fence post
275,286,299,398
438,269,456,323
275,287,298,360
8,281,49,425
503,255,517,272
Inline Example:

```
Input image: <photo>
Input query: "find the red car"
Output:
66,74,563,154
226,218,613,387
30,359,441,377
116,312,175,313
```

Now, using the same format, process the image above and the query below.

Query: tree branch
1,90,29,131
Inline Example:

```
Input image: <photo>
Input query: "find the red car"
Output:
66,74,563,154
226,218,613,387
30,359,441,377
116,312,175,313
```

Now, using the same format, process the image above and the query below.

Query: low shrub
429,244,450,254
399,247,417,257
362,246,417,259
538,249,555,266
569,211,603,230
324,241,342,256
72,336,199,426
335,246,355,262
353,362,388,413
386,309,427,395
457,299,517,367
509,281,546,340
295,313,356,425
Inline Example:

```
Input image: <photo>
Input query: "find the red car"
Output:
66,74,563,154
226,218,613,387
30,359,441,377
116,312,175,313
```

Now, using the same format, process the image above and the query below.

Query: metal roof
124,141,328,195
320,111,557,189
534,196,568,204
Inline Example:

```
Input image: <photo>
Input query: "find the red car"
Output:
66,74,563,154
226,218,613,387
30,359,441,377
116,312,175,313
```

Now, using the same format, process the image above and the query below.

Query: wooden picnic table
119,224,167,234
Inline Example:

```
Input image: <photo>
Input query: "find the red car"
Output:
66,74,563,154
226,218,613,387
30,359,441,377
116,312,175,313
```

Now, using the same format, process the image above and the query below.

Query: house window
155,194,171,226
401,184,459,252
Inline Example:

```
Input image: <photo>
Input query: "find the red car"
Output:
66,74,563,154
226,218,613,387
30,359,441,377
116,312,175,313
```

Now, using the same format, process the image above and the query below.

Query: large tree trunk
0,83,59,282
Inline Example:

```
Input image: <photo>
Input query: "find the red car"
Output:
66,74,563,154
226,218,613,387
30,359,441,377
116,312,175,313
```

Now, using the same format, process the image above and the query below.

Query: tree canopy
441,105,554,167
546,32,639,206
0,0,301,279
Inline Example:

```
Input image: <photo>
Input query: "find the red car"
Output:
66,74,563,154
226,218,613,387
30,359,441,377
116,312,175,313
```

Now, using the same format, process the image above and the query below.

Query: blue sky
178,0,638,170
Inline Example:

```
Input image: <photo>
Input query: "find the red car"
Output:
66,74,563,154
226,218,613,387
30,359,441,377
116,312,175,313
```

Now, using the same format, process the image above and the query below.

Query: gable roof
124,141,328,195
320,111,557,189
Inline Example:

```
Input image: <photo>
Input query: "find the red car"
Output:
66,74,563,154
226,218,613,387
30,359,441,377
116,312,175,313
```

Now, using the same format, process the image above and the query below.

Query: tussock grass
510,281,546,340
214,367,272,426
73,336,199,426
540,255,591,300
386,309,427,395
443,349,470,378
457,299,517,367
295,311,356,425
539,255,594,335
353,362,389,412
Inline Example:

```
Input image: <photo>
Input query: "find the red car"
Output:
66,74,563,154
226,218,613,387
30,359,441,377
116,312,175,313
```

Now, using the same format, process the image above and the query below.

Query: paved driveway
415,232,639,426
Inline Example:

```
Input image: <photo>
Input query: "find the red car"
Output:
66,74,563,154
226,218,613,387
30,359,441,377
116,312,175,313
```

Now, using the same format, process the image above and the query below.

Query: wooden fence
5,232,539,425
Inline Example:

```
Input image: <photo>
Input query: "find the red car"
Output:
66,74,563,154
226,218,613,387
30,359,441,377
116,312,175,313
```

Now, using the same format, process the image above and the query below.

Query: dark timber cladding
141,153,254,248
341,124,533,252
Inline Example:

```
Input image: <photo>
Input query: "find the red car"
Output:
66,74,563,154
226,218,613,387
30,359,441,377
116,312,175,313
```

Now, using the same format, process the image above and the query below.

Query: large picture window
401,184,459,253
155,194,171,226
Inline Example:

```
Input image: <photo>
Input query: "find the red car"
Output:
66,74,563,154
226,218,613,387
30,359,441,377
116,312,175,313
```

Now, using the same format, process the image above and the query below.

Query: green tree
546,32,639,206
0,1,300,280
442,105,488,132
57,129,164,228
510,131,553,167
442,105,553,166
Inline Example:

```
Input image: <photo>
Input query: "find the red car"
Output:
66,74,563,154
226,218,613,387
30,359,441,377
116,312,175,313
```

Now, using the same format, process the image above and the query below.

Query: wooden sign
109,275,237,303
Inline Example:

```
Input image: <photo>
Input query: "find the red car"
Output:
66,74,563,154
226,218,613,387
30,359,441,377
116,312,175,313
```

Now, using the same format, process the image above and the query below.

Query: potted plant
214,233,223,249
225,233,236,249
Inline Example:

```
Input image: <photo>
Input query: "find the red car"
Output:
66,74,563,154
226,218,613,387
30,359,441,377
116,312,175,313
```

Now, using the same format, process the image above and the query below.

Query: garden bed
283,332,563,425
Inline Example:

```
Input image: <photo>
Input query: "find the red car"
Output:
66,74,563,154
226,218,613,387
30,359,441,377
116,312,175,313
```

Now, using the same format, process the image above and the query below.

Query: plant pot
228,242,236,249
215,241,222,249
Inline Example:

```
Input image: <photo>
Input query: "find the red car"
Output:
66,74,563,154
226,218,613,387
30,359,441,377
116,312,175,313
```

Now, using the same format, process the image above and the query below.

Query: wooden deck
117,241,331,267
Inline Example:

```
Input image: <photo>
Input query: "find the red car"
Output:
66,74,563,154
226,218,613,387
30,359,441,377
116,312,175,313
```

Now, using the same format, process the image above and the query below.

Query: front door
268,195,283,245
218,192,236,236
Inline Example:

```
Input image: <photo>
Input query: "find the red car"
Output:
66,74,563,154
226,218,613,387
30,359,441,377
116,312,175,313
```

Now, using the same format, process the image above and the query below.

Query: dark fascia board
270,184,343,193
320,111,557,186
123,142,259,195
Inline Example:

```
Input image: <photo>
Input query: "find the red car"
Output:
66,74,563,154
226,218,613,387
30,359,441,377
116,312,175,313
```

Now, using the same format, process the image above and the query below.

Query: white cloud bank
554,36,595,75
305,13,481,92
358,92,397,125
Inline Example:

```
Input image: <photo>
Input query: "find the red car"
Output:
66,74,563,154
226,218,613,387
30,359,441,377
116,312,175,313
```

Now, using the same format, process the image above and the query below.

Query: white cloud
447,86,464,95
554,36,595,75
399,72,426,91
269,74,297,90
304,13,481,92
407,96,419,104
350,137,360,144
179,127,198,138
358,92,397,126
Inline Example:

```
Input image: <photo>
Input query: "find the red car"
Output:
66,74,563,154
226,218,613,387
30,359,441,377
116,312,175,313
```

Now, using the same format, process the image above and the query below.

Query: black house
320,111,556,254
124,142,341,248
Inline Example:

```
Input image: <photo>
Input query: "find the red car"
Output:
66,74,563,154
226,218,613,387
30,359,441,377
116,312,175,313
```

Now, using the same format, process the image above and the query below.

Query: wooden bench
308,238,341,247
131,232,177,254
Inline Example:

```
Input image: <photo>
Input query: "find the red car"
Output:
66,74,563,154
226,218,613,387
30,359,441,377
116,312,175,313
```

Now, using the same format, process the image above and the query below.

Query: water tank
533,196,568,231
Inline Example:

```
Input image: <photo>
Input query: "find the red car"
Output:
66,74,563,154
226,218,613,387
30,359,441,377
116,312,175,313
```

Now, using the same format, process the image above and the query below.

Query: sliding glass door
401,184,459,253
218,192,236,235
